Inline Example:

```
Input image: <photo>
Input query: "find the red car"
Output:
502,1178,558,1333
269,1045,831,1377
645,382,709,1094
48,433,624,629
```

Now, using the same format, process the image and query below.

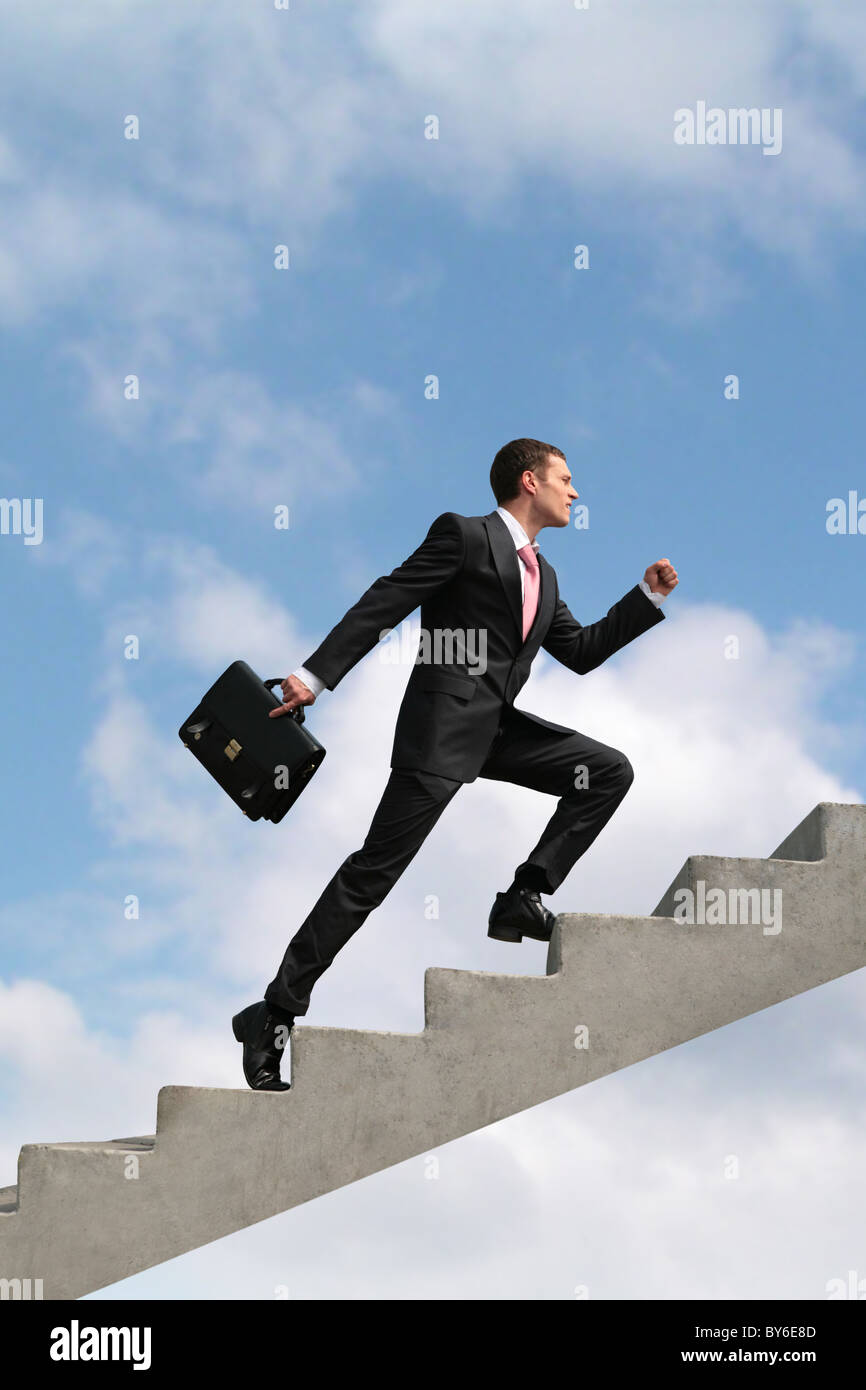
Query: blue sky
1,0,865,1299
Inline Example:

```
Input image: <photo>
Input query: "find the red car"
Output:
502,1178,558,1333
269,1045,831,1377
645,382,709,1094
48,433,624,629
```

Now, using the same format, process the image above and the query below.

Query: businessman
232,438,678,1089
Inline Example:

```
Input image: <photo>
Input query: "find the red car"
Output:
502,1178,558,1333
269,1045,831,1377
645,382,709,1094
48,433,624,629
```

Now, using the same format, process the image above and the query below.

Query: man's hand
268,674,317,718
644,558,678,596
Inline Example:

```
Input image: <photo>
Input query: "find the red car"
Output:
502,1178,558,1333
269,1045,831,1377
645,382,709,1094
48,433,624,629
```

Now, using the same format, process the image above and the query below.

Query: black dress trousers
265,767,461,1017
264,708,634,1018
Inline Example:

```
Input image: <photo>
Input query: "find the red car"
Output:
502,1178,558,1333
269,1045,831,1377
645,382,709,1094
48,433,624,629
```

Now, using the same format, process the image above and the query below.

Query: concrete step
1,800,863,1299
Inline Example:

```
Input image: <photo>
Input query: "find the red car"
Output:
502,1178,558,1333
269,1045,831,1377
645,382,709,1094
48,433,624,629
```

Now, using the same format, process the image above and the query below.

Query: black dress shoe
488,885,556,943
232,1001,293,1091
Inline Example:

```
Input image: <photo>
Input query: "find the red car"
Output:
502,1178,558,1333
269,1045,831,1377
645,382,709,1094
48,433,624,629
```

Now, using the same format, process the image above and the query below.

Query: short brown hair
490,438,566,505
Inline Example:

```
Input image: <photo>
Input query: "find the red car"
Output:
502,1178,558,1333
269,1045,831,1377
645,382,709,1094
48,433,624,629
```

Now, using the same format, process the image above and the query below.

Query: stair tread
26,1136,156,1153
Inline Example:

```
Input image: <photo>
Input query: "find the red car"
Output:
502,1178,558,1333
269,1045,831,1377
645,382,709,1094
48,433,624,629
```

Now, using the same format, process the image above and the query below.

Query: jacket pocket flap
419,670,478,700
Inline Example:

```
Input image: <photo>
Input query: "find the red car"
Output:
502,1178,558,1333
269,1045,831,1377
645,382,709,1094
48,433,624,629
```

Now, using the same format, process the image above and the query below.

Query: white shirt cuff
292,665,326,696
638,578,665,607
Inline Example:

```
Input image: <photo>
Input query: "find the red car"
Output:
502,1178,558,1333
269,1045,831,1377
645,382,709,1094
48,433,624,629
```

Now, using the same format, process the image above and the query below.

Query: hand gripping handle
264,677,305,724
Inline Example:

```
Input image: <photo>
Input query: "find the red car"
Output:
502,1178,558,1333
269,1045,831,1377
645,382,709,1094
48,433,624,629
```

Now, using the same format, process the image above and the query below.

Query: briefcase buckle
224,738,243,761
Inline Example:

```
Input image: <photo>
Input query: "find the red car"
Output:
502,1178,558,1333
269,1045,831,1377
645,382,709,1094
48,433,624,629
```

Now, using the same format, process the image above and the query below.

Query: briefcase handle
264,677,306,724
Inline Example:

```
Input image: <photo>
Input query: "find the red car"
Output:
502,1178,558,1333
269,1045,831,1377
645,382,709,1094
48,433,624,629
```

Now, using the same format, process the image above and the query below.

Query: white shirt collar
496,504,539,554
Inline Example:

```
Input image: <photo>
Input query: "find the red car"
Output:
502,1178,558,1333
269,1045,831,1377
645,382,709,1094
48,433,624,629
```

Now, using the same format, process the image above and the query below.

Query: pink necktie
517,543,540,640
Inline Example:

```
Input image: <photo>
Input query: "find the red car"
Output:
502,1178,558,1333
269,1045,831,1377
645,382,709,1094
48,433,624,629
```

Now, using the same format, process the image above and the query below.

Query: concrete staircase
1,801,864,1300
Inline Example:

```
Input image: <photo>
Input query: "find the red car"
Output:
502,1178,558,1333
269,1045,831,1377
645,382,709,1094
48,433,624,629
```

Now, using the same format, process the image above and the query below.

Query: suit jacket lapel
484,511,523,641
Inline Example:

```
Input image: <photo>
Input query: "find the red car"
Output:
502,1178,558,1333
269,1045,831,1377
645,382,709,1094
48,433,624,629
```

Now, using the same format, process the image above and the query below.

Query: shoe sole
488,923,524,942
488,925,554,944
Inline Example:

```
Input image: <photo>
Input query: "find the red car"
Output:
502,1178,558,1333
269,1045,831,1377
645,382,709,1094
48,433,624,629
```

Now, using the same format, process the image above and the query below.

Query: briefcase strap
264,677,306,724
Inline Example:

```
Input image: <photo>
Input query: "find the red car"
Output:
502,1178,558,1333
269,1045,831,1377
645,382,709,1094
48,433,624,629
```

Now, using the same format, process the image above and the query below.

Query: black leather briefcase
179,660,326,823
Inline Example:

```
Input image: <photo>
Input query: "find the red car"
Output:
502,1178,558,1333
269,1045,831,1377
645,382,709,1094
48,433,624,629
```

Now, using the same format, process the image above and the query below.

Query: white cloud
361,0,866,278
0,178,253,335
140,532,312,674
0,977,242,1188
0,0,864,342
349,379,400,418
163,370,358,507
28,508,126,597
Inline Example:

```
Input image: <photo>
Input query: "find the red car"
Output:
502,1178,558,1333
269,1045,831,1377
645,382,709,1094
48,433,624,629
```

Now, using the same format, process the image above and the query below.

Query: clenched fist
268,673,317,718
644,558,678,596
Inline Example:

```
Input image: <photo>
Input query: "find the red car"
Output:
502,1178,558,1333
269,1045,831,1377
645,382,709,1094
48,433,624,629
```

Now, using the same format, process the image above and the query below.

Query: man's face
532,455,579,527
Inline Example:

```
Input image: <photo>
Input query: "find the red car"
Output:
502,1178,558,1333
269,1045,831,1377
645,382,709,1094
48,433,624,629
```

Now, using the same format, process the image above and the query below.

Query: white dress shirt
292,504,667,698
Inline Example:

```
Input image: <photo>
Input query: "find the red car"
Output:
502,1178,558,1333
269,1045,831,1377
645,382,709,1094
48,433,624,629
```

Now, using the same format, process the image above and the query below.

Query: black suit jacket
303,509,665,782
